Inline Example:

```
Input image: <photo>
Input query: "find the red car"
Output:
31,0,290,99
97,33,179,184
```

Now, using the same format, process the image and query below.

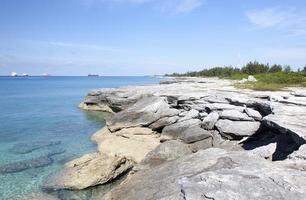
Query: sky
0,0,306,76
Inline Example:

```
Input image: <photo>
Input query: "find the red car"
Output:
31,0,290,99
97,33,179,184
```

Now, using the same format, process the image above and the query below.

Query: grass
233,72,305,91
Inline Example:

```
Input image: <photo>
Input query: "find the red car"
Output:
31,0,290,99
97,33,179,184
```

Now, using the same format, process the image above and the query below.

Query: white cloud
81,0,204,14
246,7,306,35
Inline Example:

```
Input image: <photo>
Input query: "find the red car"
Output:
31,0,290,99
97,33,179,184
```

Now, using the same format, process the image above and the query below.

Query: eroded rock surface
103,148,306,200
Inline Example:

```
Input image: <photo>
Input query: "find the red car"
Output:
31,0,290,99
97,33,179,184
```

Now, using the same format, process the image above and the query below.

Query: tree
269,64,282,73
303,66,306,72
283,65,291,73
241,61,269,75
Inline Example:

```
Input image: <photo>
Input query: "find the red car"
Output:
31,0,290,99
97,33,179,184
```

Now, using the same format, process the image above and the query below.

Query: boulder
177,109,199,122
215,120,261,140
140,140,192,167
149,116,179,131
180,126,212,144
78,102,114,112
188,137,213,152
205,103,245,112
248,143,277,160
97,127,161,163
245,107,262,120
220,109,253,121
42,153,134,190
107,96,179,132
201,112,219,130
160,119,201,142
103,148,306,200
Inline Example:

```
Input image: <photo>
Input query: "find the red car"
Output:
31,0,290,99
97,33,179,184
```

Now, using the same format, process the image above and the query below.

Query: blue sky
0,0,306,75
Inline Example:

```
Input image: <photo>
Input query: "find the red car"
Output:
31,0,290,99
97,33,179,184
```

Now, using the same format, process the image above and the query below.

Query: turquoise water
0,76,160,199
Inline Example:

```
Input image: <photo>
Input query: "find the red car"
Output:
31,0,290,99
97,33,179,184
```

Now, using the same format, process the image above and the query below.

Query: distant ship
42,73,51,76
21,73,29,77
11,72,18,77
88,74,99,77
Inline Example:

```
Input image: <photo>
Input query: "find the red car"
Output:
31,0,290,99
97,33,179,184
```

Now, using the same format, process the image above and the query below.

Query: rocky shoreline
37,78,306,199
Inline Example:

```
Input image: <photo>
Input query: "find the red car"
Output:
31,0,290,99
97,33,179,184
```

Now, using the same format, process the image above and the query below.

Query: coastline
41,77,306,199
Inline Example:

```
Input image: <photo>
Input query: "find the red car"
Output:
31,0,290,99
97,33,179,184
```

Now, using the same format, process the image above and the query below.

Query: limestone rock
215,119,261,140
220,109,253,121
177,109,199,122
288,144,306,160
141,140,192,167
103,148,306,200
180,126,212,144
107,95,179,132
42,153,134,190
205,103,245,112
188,137,213,152
97,127,161,163
201,112,219,130
248,143,277,160
245,107,262,120
160,119,201,142
149,116,179,131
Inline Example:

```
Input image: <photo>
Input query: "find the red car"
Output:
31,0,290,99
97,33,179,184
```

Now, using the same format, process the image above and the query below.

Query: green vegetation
166,61,306,91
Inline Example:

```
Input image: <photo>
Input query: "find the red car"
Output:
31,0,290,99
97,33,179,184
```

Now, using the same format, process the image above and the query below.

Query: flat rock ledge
45,77,306,199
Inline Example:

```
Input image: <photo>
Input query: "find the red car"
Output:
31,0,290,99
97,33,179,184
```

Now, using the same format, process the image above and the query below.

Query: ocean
0,76,161,199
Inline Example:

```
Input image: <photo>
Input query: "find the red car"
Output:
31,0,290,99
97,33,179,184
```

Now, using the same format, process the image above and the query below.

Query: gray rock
149,116,179,131
141,140,192,167
288,144,306,160
103,148,306,200
199,112,208,119
220,109,254,121
188,137,213,152
108,95,179,132
10,141,61,154
245,107,262,120
180,126,212,144
201,112,219,130
177,109,199,122
263,103,306,143
291,91,306,97
160,119,201,142
205,103,245,112
215,120,261,140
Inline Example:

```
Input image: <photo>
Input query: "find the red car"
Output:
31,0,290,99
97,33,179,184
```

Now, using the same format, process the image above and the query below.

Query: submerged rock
0,149,65,174
42,153,134,190
215,119,261,140
103,148,306,200
21,192,59,200
10,140,61,154
0,156,53,174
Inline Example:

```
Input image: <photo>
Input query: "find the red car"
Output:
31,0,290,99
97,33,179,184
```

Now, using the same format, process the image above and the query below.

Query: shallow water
0,76,160,199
